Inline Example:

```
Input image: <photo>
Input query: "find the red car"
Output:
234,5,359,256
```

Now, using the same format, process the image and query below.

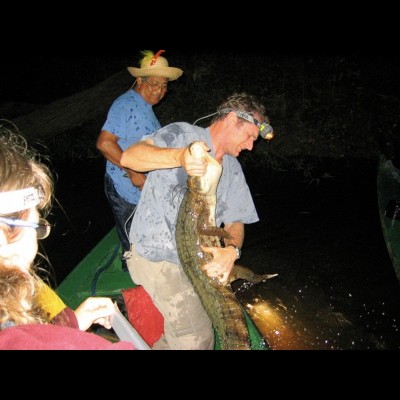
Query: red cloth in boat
122,286,164,347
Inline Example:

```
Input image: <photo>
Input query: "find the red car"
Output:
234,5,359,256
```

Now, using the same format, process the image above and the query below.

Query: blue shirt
102,90,161,204
129,122,259,265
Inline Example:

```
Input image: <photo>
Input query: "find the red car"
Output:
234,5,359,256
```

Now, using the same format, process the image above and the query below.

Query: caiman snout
188,142,222,196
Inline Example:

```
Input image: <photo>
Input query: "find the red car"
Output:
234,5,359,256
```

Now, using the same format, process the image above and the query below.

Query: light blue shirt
129,122,259,265
102,90,161,204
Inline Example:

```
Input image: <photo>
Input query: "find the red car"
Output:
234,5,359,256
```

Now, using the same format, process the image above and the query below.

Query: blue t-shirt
129,122,259,265
102,90,161,204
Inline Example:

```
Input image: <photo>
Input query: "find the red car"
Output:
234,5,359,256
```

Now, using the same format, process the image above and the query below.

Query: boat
56,227,268,350
377,154,400,281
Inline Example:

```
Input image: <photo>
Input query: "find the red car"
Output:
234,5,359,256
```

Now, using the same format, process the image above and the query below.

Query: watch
227,244,241,260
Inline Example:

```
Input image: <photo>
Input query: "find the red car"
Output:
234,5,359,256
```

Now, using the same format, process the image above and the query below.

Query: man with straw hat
97,50,183,271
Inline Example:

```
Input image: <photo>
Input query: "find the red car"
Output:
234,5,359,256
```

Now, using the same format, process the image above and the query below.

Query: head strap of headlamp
219,108,274,140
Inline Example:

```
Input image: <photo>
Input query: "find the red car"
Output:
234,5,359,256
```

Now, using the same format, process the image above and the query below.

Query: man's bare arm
121,139,210,176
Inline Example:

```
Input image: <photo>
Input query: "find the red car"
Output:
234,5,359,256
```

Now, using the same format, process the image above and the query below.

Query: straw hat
127,50,183,81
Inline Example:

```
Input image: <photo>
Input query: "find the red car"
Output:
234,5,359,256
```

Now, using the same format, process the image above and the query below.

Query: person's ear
226,111,238,127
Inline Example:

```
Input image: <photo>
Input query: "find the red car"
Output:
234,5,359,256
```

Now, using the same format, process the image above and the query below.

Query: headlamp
220,108,274,140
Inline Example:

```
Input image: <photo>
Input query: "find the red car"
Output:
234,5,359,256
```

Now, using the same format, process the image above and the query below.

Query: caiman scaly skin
176,142,275,350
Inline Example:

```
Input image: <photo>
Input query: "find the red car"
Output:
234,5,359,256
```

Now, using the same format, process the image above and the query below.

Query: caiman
175,141,277,350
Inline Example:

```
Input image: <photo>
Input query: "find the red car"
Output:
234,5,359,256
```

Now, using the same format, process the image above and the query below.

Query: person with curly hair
0,121,134,349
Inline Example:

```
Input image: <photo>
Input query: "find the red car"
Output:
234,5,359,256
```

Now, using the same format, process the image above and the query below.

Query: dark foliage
3,53,400,172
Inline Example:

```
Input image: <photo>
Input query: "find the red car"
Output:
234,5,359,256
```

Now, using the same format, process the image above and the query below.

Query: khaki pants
125,245,214,350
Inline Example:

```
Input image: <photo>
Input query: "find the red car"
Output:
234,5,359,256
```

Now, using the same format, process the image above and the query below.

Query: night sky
1,8,398,105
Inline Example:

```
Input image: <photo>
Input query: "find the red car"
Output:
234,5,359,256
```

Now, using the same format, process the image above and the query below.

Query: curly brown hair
0,267,50,326
211,92,267,123
0,120,53,220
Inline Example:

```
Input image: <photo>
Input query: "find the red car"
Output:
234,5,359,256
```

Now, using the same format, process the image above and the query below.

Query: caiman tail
176,142,275,350
177,189,251,349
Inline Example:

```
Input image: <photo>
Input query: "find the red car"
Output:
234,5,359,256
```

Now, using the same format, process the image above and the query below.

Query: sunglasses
0,217,52,239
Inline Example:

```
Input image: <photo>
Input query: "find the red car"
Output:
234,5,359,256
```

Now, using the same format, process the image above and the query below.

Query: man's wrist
227,244,241,259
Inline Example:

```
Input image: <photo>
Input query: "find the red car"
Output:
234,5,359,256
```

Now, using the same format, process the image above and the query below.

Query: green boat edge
56,227,268,350
377,155,400,281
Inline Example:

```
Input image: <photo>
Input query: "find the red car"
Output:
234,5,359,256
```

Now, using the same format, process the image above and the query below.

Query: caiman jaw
188,142,222,196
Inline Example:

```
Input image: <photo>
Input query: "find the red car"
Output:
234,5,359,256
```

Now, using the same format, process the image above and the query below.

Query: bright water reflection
235,158,400,350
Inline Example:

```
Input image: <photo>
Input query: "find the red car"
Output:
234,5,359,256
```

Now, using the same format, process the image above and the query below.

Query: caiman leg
197,209,231,240
229,265,278,284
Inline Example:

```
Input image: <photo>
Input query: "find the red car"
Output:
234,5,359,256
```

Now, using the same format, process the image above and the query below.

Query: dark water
41,156,400,350
237,157,400,350
39,157,114,286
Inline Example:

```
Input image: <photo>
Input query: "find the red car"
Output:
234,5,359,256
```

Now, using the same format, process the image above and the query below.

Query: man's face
137,76,169,105
229,113,261,156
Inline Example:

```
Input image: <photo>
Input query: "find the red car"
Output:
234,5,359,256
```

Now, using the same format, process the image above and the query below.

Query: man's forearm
224,222,245,248
121,140,184,172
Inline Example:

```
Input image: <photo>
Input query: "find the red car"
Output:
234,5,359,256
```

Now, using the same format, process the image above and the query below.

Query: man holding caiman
121,93,274,349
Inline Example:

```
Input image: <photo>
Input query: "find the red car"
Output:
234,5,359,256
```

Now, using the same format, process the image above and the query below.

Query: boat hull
377,156,400,281
56,227,268,349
